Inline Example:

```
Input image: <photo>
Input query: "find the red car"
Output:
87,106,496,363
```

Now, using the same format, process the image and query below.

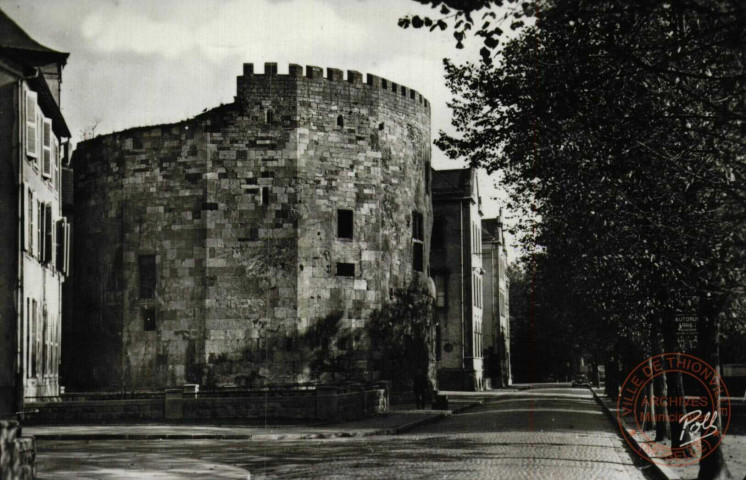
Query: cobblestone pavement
36,386,660,479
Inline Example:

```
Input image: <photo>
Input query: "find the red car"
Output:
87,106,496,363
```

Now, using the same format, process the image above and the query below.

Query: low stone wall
0,420,35,480
25,384,387,424
25,398,164,423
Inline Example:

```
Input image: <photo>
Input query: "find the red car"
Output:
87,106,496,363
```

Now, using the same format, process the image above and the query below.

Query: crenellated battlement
238,62,430,110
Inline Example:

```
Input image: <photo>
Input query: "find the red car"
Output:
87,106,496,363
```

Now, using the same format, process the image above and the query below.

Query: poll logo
616,353,730,467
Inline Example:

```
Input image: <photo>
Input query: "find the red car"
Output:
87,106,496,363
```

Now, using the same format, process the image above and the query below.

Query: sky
2,0,515,258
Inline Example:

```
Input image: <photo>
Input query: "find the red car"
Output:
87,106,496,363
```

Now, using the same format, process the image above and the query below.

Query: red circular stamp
616,353,731,467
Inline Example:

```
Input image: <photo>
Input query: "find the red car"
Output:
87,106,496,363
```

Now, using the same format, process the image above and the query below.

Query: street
36,385,659,479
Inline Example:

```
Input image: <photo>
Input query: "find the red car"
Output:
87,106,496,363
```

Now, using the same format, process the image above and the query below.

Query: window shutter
44,203,53,264
56,219,64,271
22,183,27,251
51,138,58,190
25,90,37,158
42,119,52,177
64,218,71,275
26,189,33,254
37,200,43,260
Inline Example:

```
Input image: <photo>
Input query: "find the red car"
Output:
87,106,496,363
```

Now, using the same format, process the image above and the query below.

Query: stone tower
68,63,432,389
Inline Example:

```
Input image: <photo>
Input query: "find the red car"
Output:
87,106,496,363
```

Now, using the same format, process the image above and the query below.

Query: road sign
676,313,698,351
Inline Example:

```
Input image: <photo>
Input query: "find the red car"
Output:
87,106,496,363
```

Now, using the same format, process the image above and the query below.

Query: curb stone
589,387,682,480
388,401,483,434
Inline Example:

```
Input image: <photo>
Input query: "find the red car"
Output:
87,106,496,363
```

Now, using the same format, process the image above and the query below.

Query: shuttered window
51,138,58,190
44,203,53,264
42,119,52,178
25,90,37,159
25,186,32,253
37,200,43,260
56,217,71,275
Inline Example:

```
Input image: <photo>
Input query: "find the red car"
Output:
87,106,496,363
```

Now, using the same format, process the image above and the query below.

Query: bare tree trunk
651,313,670,441
697,294,732,480
662,308,694,453
606,356,619,401
640,357,656,432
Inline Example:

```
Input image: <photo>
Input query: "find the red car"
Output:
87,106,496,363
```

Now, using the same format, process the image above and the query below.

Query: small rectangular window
143,307,156,331
425,163,431,195
261,186,270,205
139,255,156,298
413,243,423,272
412,211,424,241
337,209,353,239
336,262,355,277
412,211,424,272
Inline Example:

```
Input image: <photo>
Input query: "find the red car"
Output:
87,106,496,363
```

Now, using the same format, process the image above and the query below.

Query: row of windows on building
25,89,62,193
24,187,71,274
24,297,59,380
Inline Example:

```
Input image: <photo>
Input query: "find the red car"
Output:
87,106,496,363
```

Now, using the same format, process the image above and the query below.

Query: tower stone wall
70,63,431,389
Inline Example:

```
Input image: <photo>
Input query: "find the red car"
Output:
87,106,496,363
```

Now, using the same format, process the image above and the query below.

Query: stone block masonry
0,421,35,479
24,384,388,424
70,63,432,390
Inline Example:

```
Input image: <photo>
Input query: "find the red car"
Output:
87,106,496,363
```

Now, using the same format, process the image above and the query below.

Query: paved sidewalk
591,388,746,480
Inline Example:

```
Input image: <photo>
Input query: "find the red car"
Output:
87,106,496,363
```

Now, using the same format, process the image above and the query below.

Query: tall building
68,63,432,389
431,167,484,391
0,8,71,415
482,212,511,387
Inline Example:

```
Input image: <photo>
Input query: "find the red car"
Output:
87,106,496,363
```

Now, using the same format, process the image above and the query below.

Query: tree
402,1,745,477
367,279,436,398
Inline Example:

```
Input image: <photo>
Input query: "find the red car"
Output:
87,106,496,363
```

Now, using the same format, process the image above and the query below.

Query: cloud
77,0,366,63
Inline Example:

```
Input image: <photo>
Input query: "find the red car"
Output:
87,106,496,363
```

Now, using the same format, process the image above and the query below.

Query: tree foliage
403,1,745,477
367,280,435,393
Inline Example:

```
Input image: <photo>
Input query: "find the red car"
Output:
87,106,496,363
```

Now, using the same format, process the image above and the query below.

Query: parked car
572,374,589,387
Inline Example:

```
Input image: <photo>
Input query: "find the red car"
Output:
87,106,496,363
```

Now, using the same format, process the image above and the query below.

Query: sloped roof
432,168,471,195
0,8,69,67
28,71,71,137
